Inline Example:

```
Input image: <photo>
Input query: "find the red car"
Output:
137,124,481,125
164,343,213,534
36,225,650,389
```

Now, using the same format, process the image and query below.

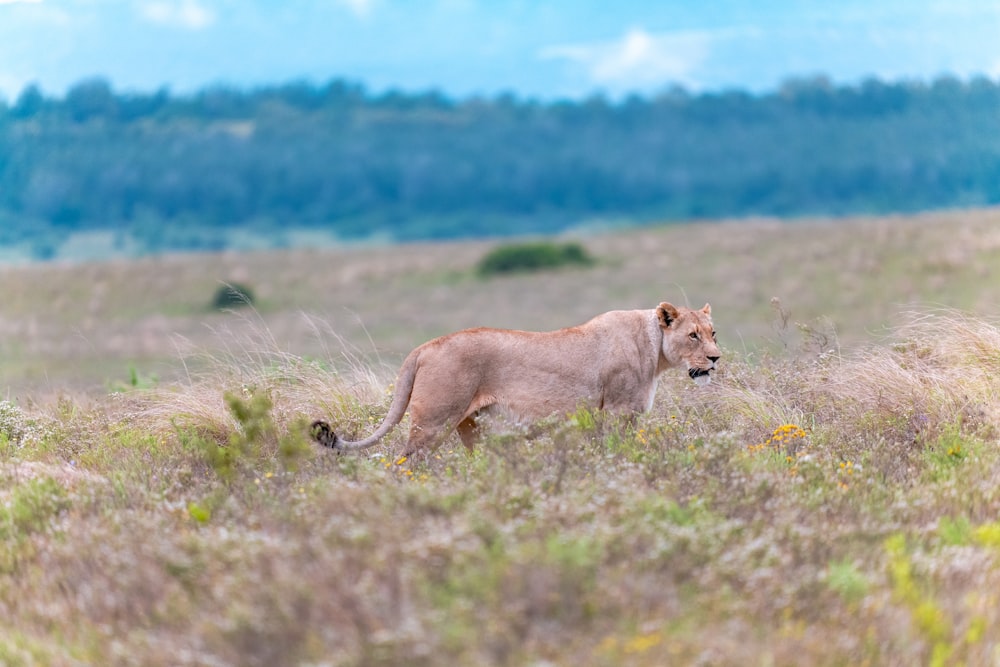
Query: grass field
3,209,1000,665
4,207,1000,397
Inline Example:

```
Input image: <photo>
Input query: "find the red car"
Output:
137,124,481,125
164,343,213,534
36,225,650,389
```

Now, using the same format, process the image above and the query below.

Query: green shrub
194,388,311,484
211,282,256,310
0,401,53,450
477,241,594,276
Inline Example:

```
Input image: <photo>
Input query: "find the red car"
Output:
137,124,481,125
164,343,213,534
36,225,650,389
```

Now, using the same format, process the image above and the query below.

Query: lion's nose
708,356,720,364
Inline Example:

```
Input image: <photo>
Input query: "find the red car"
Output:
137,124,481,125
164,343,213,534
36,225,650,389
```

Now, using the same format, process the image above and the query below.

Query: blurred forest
2,75,999,257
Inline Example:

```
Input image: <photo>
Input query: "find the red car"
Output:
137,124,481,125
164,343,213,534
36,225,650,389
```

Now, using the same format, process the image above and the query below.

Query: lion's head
657,302,720,385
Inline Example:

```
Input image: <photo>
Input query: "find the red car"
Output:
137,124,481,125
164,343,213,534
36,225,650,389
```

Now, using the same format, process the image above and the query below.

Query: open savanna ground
3,209,1000,665
3,207,1000,396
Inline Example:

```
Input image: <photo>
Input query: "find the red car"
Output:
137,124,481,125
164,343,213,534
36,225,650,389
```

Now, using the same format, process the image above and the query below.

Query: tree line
1,74,999,256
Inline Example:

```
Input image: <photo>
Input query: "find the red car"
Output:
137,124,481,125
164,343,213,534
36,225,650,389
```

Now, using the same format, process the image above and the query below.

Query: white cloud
541,27,720,91
928,0,1000,19
140,0,215,30
337,0,374,19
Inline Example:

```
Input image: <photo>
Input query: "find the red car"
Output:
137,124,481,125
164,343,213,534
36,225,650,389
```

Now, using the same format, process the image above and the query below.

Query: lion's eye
689,332,699,340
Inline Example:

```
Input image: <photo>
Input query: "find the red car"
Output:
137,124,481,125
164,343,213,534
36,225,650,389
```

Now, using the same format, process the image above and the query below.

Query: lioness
311,302,719,456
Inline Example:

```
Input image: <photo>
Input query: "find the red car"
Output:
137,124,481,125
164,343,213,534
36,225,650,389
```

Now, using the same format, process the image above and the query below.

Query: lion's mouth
688,368,713,386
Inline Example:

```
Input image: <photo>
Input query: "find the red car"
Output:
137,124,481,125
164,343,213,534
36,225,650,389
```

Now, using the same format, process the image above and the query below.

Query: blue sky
1,0,999,102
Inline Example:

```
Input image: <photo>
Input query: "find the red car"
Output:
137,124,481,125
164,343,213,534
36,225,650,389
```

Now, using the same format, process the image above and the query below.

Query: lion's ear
657,302,680,328
701,303,712,316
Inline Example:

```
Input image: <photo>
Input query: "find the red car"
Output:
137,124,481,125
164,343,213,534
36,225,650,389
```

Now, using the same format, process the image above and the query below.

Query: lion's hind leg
403,401,486,458
400,421,442,458
456,415,480,453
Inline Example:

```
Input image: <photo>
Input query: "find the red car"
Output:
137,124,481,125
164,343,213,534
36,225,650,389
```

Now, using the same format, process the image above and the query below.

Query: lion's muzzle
689,354,719,386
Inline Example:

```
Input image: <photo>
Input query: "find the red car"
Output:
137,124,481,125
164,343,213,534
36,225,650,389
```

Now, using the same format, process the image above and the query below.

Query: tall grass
1,307,1000,664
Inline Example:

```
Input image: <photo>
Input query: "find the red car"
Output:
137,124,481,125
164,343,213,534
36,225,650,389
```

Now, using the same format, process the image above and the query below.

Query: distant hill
2,75,999,259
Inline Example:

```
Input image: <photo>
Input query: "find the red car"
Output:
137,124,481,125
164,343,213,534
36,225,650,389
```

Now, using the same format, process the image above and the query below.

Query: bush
211,282,256,310
477,241,595,276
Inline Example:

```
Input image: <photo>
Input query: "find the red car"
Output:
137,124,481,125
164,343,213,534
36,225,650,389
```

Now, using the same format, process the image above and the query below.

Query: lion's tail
311,349,419,453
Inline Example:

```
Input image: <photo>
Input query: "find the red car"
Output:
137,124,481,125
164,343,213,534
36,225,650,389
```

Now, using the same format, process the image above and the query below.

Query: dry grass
4,208,1000,396
3,210,1000,664
0,307,997,664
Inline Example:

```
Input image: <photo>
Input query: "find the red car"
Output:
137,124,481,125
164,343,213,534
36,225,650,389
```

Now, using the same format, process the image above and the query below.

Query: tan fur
311,302,720,456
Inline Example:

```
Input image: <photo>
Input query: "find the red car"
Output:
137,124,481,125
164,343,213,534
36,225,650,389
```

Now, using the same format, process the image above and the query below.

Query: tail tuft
310,420,341,451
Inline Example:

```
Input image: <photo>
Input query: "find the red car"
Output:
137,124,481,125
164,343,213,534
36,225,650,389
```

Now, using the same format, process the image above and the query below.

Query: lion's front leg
601,384,657,417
